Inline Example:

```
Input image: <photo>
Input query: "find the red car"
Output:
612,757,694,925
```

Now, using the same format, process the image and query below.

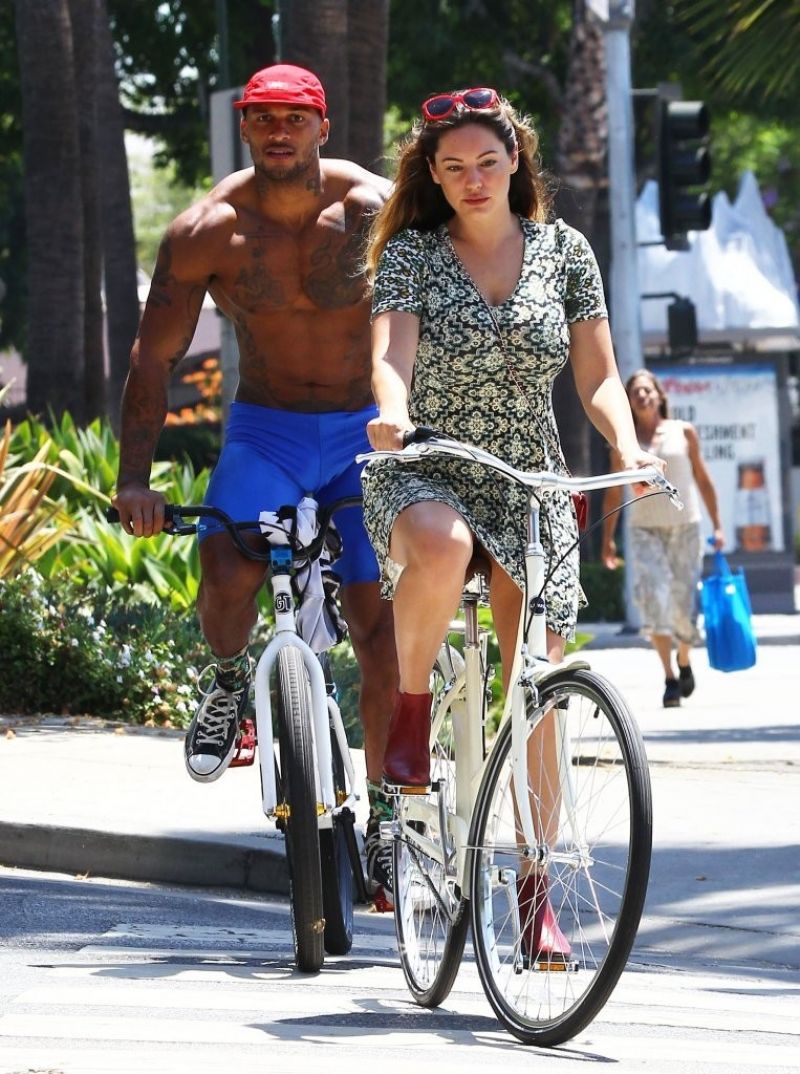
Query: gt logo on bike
275,594,292,614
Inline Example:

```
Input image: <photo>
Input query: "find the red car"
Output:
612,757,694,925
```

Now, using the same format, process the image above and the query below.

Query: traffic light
667,297,697,356
657,100,711,250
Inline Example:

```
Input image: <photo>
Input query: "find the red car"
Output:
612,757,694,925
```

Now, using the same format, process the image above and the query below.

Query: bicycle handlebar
359,429,683,509
106,496,363,564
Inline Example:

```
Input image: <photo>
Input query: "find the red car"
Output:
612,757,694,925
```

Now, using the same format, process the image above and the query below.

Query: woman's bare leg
389,501,473,693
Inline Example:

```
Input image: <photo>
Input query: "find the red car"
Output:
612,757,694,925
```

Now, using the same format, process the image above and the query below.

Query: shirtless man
112,64,397,902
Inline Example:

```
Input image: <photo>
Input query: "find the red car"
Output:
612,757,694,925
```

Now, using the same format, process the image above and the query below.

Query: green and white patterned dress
361,216,607,640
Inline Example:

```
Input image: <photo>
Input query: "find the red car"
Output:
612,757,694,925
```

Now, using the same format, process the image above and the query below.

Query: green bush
0,570,207,725
328,641,364,747
155,422,220,472
6,412,213,610
578,561,625,622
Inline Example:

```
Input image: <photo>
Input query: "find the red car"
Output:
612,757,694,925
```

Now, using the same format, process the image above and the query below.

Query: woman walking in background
601,368,724,707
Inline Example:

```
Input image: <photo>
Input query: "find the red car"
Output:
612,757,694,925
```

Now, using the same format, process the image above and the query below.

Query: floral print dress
361,216,607,640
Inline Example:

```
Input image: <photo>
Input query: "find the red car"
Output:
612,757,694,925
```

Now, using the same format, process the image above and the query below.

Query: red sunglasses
420,87,500,122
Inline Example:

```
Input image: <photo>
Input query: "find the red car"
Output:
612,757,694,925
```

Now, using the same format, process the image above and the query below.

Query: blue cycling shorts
199,401,379,587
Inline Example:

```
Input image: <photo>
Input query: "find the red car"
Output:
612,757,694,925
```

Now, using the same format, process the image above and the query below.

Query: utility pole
588,0,642,629
600,0,643,384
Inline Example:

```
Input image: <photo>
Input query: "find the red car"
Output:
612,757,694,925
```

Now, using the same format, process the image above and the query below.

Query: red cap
233,64,327,117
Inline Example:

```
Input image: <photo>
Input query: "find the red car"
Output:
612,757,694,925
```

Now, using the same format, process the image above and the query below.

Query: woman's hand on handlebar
111,483,168,538
366,410,414,451
618,446,666,496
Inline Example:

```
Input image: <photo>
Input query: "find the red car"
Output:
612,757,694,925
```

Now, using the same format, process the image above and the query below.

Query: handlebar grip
105,504,178,526
401,425,441,447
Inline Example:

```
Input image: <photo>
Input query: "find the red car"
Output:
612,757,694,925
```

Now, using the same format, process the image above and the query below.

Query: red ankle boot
382,691,432,793
517,872,572,964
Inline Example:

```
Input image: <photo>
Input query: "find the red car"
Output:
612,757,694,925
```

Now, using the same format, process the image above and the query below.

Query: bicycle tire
469,667,652,1046
276,647,325,974
320,718,355,955
393,648,470,1006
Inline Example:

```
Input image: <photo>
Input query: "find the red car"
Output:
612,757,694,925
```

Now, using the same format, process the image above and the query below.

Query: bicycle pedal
522,954,579,974
381,780,430,797
229,718,257,767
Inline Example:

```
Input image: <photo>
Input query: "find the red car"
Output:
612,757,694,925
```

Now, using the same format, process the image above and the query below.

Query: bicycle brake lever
650,473,684,511
164,507,197,535
402,425,442,447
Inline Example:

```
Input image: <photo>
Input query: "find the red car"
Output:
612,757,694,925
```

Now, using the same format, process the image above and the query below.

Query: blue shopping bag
699,551,757,672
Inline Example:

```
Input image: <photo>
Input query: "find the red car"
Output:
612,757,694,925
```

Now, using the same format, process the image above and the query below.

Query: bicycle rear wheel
276,647,324,973
393,647,470,1006
320,713,356,955
469,667,652,1046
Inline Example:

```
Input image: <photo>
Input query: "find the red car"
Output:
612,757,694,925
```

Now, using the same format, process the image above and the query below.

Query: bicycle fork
255,562,341,821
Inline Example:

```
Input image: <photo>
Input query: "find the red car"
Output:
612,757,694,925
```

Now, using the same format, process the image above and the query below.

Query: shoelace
194,685,243,747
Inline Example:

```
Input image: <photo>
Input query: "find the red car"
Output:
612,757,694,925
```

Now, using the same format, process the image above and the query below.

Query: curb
0,821,289,894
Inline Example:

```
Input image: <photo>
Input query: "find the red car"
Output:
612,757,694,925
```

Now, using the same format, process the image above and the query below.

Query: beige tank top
629,420,701,527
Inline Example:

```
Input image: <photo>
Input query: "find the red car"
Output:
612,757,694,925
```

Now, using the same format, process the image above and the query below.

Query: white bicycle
358,431,681,1046
109,496,368,973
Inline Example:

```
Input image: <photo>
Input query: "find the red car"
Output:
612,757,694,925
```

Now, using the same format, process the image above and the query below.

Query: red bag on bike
573,492,588,532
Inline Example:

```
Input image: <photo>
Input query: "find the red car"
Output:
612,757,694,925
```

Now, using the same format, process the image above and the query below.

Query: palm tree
348,0,390,172
551,1,609,478
280,0,350,158
679,0,800,102
14,0,86,422
68,0,106,420
277,0,388,167
96,1,141,431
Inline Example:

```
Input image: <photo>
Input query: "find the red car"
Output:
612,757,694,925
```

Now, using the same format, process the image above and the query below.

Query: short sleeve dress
361,216,607,640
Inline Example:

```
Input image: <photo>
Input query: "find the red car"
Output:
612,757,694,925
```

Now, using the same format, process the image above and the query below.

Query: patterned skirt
361,454,583,641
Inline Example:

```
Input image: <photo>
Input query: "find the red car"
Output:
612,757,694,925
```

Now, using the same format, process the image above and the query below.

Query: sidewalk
579,609,800,649
1,610,798,906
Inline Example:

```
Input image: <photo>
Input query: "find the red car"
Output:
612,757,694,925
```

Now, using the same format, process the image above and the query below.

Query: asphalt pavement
1,606,799,972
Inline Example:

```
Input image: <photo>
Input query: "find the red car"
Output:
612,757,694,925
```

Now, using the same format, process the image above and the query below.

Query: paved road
1,618,799,1070
1,867,798,1074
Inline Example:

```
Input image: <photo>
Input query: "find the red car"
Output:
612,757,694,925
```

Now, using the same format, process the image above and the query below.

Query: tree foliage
108,0,278,186
676,0,800,105
3,0,800,418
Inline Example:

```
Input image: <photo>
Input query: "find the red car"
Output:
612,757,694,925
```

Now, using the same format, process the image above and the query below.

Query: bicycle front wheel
393,648,470,1007
469,667,652,1046
276,647,324,974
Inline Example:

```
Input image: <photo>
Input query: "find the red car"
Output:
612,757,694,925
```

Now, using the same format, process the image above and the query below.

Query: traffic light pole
603,3,643,385
599,1,643,630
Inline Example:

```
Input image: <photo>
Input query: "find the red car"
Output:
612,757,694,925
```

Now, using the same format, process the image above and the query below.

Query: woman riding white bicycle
361,85,663,959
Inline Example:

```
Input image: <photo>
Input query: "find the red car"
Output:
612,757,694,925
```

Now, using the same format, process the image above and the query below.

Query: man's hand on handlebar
111,483,168,538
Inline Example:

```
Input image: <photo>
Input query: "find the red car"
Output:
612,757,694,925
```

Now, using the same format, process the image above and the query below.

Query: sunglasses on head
420,87,500,122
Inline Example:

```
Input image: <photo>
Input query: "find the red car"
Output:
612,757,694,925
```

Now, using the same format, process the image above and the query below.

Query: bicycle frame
256,547,359,829
402,586,487,891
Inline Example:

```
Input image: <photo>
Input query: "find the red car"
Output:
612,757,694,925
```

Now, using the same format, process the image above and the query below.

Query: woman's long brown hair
365,98,553,281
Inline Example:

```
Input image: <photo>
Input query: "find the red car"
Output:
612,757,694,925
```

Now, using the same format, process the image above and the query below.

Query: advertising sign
655,361,784,553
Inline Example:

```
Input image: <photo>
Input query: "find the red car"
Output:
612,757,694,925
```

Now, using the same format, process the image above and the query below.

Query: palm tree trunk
554,2,608,241
279,0,349,157
68,0,106,420
14,0,85,422
95,1,140,431
347,0,389,172
552,1,609,479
